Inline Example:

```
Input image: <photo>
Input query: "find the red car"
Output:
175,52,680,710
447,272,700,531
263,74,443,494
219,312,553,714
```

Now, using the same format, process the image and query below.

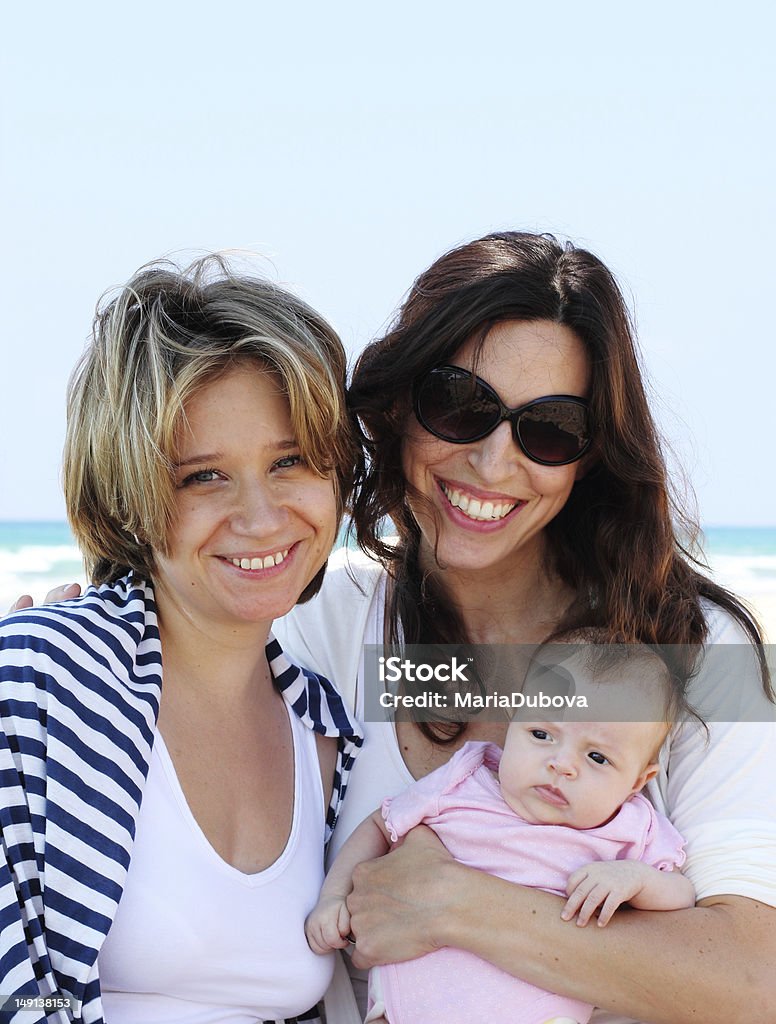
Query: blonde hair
64,254,358,597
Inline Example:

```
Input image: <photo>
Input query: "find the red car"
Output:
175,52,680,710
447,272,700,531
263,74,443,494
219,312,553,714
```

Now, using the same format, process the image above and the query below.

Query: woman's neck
153,585,274,704
418,540,575,645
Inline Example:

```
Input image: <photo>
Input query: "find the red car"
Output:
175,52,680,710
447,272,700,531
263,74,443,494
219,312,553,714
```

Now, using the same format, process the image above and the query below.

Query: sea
2,521,775,634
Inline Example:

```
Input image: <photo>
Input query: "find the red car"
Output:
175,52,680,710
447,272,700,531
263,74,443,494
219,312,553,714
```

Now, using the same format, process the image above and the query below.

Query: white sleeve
272,546,385,716
649,604,776,905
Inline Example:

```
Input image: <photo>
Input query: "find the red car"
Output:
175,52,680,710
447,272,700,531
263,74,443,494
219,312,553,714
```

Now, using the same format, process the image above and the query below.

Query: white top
275,546,776,1024
99,699,334,1023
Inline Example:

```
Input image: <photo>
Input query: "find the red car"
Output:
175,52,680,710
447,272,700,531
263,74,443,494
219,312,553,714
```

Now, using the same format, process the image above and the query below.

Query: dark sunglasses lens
517,402,589,464
417,371,499,440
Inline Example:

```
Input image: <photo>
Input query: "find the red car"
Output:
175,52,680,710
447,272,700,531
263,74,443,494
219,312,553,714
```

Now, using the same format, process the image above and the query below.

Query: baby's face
498,718,665,829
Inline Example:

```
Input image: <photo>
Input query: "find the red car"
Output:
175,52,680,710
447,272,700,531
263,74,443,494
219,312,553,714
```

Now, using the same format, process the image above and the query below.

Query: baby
306,641,696,1024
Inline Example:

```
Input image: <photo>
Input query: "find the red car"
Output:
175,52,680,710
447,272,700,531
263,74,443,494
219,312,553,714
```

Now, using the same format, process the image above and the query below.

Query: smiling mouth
440,482,520,522
228,548,290,570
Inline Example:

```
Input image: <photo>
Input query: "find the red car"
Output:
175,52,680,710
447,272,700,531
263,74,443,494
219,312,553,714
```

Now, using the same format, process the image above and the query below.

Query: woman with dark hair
281,232,776,1023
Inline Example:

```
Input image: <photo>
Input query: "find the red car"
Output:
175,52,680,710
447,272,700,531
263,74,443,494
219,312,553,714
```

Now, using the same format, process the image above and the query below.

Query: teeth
442,484,517,522
230,549,289,570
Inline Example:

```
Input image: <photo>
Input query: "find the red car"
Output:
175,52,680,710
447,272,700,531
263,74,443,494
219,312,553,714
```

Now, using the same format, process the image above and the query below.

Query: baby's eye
588,751,610,766
530,729,550,741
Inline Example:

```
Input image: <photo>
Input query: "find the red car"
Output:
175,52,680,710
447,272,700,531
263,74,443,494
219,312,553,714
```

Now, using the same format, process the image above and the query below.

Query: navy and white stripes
0,576,362,1024
267,636,362,841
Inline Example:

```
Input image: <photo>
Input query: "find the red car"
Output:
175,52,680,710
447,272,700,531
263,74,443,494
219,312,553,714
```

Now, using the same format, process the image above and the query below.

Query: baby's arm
305,809,392,954
561,861,696,927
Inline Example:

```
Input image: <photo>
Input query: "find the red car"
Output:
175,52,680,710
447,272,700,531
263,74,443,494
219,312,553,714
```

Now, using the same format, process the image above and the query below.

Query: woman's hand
8,583,81,613
347,825,459,970
351,827,776,1022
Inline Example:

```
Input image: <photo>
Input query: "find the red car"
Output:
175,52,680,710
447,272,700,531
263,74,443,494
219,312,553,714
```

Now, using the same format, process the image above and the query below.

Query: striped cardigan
0,576,362,1024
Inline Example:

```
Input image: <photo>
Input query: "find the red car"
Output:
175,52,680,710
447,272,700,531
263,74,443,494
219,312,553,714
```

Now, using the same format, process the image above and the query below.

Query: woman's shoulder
1,575,161,703
268,632,363,741
276,547,386,651
0,578,161,780
686,598,771,720
272,546,390,713
323,544,388,594
699,597,755,644
1,575,155,642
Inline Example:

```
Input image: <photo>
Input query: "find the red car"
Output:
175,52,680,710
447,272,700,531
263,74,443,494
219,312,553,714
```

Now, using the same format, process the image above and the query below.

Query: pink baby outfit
373,741,686,1024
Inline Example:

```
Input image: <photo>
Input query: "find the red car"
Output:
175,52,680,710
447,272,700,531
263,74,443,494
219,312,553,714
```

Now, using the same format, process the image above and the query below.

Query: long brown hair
349,231,771,733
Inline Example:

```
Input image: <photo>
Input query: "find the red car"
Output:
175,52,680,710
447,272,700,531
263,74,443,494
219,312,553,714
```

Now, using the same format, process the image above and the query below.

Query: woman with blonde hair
0,256,362,1024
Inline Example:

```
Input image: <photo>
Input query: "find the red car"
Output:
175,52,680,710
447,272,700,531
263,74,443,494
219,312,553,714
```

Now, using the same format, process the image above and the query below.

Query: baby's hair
526,628,697,736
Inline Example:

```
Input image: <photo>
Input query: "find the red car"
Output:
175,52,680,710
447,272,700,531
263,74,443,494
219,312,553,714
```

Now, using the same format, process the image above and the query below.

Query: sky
1,1,774,526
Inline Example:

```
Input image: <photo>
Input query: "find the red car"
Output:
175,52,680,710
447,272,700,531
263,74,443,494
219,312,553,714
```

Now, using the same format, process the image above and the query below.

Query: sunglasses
414,366,591,467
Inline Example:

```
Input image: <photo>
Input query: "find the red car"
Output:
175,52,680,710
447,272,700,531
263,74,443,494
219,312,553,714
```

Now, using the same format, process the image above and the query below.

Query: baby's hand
305,895,352,954
561,861,654,927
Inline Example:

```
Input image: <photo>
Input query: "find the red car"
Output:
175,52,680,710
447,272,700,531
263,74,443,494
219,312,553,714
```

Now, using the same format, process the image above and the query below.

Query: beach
699,526,776,643
749,594,776,643
1,521,775,642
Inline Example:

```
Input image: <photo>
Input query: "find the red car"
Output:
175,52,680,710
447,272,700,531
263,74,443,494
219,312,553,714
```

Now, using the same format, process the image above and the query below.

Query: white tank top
99,700,334,1023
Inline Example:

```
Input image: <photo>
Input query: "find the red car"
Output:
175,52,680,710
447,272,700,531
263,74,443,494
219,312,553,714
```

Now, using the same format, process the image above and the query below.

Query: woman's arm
347,826,776,1023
